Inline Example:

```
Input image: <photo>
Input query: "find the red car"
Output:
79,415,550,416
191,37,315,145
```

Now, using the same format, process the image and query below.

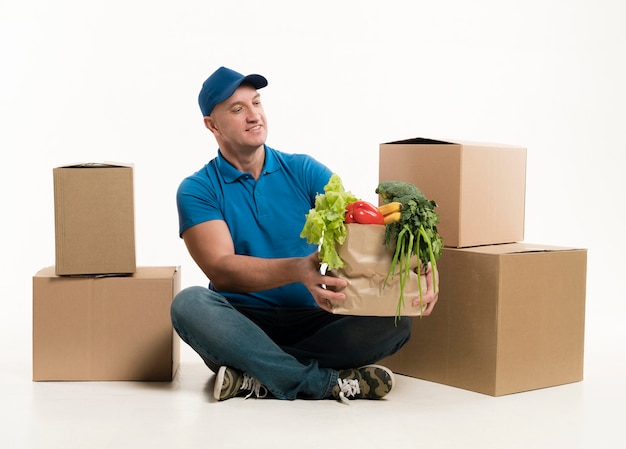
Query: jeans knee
170,286,207,324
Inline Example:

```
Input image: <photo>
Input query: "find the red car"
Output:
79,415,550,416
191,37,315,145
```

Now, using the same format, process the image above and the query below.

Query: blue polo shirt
176,145,332,308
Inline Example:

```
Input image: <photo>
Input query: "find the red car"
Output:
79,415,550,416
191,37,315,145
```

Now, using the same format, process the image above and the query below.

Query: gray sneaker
332,364,395,404
214,366,268,401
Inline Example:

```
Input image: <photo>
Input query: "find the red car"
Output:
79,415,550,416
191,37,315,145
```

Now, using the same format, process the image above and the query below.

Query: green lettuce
300,173,359,269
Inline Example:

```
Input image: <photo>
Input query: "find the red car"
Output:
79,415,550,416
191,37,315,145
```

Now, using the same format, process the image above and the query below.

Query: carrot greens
375,181,443,315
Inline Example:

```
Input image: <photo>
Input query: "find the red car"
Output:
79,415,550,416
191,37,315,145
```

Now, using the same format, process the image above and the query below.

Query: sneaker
332,364,395,404
213,366,268,401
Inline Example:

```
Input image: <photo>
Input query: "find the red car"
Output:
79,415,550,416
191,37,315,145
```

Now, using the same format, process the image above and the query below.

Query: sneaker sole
361,364,396,384
213,366,228,401
360,364,396,398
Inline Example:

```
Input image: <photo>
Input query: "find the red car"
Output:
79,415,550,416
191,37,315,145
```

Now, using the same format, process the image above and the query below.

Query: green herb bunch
375,181,443,315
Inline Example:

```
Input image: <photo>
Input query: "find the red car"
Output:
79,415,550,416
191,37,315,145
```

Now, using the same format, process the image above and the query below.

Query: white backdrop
2,0,624,368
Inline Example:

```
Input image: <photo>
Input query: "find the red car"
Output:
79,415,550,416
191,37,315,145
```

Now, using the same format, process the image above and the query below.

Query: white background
1,0,624,410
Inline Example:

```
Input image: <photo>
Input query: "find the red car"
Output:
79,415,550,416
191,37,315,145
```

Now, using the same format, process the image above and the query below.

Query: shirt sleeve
176,169,223,238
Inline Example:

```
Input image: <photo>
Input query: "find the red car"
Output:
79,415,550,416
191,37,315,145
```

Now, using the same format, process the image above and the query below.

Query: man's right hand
298,252,347,313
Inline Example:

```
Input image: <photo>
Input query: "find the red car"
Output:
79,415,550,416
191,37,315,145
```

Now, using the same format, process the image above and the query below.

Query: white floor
2,335,624,449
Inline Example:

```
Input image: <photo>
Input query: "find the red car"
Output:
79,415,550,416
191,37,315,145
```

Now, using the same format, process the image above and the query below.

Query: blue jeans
170,286,412,400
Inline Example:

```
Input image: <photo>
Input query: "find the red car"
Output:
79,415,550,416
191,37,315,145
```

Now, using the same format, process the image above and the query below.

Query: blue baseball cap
198,66,268,117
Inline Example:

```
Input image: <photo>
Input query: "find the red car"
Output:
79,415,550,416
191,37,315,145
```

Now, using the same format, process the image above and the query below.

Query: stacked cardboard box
33,163,180,381
53,163,137,276
33,266,181,381
378,138,587,396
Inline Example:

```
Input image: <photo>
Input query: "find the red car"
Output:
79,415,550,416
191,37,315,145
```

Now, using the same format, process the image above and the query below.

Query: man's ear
204,116,217,133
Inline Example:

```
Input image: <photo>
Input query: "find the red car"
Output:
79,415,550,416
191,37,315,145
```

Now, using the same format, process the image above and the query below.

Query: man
171,66,439,403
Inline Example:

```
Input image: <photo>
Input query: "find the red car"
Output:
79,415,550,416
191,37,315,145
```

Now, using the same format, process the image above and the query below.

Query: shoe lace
337,378,360,405
240,374,268,400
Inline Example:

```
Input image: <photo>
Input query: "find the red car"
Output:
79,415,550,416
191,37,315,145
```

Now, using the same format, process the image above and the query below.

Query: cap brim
240,74,268,90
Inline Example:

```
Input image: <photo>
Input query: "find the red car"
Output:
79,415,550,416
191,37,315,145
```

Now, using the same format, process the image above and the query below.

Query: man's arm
182,220,347,311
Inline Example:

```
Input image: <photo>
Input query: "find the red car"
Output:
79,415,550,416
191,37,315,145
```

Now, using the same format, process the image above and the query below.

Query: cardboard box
379,138,527,248
33,266,181,381
54,163,136,275
380,244,587,396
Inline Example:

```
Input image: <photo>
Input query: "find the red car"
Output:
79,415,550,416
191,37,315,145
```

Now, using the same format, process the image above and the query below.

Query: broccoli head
375,180,428,205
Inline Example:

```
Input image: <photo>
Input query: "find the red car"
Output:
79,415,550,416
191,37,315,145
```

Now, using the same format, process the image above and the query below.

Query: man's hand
298,252,347,312
413,263,439,316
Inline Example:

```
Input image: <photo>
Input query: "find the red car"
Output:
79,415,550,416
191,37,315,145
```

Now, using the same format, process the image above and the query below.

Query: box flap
383,137,454,145
457,243,586,255
56,162,134,169
35,266,180,280
382,137,525,151
34,266,57,278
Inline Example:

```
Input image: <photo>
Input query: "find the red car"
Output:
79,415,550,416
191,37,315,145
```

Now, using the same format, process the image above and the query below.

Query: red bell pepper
345,201,384,225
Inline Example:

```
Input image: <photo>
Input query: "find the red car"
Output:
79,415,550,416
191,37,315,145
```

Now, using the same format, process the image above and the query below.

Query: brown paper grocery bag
327,223,427,316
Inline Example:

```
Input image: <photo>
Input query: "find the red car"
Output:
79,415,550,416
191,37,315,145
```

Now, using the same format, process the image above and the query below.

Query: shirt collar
217,145,281,183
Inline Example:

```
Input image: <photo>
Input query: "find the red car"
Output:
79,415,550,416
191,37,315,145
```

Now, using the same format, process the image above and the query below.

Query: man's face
205,84,268,153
